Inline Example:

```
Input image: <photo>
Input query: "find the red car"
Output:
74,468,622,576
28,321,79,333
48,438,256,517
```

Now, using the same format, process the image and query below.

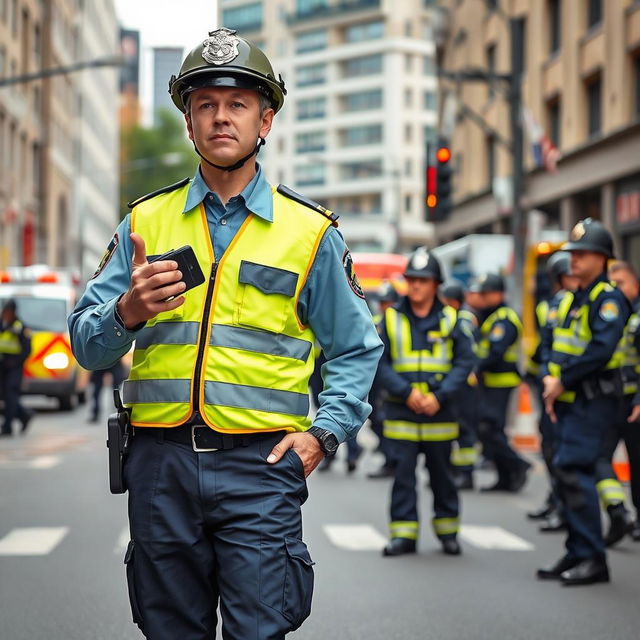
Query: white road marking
114,526,130,555
0,455,61,469
459,525,534,551
323,524,388,551
0,527,69,556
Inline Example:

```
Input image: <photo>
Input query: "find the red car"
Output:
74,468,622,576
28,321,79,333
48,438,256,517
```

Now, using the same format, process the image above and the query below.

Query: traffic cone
612,442,631,483
510,383,540,453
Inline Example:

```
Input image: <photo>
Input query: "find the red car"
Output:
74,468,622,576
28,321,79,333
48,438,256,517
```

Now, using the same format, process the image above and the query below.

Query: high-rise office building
153,47,183,126
218,0,439,252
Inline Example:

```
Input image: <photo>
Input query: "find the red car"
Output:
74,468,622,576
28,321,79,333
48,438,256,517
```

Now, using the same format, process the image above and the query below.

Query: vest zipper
192,262,218,415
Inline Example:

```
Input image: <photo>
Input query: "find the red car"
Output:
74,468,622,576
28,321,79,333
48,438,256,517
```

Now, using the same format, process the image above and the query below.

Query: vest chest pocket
236,261,299,334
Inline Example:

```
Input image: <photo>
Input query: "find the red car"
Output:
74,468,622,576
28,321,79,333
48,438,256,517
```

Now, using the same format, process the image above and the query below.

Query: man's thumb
130,232,147,267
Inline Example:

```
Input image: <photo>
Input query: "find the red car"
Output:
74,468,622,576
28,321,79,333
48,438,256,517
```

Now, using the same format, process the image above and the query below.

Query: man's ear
259,108,274,140
185,112,194,142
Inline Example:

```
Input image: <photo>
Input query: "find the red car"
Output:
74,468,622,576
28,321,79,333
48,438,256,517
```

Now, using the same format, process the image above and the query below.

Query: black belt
135,424,285,452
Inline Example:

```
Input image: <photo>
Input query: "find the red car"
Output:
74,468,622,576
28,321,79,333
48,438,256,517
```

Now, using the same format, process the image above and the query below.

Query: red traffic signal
436,146,451,164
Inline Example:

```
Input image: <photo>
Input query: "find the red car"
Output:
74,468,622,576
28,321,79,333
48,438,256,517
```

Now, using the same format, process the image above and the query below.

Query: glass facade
341,54,383,78
341,88,383,112
296,63,326,86
339,159,383,180
296,96,327,120
295,28,328,53
344,20,384,43
294,163,325,186
341,124,383,146
222,2,262,31
295,130,326,153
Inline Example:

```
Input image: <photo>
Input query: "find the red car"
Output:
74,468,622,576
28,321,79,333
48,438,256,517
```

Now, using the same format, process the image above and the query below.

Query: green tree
120,109,197,218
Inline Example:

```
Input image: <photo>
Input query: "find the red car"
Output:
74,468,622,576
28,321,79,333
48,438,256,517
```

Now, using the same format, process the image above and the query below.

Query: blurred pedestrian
538,219,629,585
88,357,127,423
472,274,531,492
0,299,34,436
378,248,475,556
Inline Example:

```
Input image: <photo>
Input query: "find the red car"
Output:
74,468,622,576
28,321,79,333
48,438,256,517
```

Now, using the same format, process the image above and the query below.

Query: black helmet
468,272,504,293
404,247,443,282
169,28,286,114
563,218,614,258
439,281,465,304
377,281,400,304
2,298,17,313
546,251,571,283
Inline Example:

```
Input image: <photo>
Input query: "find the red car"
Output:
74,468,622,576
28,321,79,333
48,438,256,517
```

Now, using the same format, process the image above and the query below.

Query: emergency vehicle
352,253,408,315
0,265,88,410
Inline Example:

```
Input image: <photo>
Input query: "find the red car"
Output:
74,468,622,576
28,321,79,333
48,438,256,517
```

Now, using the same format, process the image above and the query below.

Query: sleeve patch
599,300,620,322
489,323,505,341
91,232,119,280
342,249,365,299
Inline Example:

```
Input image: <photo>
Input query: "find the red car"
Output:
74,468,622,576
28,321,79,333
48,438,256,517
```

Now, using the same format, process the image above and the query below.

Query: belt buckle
191,425,219,453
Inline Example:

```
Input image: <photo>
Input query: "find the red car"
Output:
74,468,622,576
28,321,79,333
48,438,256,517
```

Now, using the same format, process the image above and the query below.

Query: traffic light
435,139,452,220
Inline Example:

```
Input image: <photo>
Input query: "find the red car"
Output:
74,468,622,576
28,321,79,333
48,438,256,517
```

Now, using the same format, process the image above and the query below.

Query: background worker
0,299,33,436
88,357,128,424
69,28,382,639
538,219,629,586
593,260,640,544
526,252,579,532
472,274,531,492
439,280,479,490
377,248,475,557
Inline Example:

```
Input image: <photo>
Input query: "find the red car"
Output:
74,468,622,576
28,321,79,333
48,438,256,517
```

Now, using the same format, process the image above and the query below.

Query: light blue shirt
68,165,382,442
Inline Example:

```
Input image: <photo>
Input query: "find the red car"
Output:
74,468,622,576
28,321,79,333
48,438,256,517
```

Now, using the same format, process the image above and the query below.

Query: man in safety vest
538,219,629,585
593,260,640,544
526,251,578,532
377,249,475,557
0,299,33,436
69,28,382,639
471,273,531,492
439,280,480,490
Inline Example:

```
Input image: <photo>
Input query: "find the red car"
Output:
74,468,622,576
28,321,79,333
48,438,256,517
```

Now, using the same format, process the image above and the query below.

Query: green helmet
169,28,287,114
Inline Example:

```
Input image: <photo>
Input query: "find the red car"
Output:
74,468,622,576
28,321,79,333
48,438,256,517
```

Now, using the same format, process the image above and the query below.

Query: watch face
324,434,339,455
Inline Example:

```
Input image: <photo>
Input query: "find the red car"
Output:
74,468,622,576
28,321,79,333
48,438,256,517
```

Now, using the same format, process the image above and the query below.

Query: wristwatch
307,427,339,457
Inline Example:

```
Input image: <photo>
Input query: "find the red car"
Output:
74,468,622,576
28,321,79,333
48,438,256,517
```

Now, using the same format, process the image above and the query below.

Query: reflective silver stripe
135,322,200,350
122,378,191,403
209,324,312,361
204,380,309,416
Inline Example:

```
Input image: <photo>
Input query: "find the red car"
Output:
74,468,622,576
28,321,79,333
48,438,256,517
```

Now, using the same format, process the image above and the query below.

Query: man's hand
267,432,325,478
116,233,186,329
406,388,428,413
422,393,441,417
543,375,564,424
628,404,640,424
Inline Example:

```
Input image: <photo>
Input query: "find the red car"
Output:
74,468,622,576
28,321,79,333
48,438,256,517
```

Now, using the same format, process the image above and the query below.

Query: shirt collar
182,163,273,222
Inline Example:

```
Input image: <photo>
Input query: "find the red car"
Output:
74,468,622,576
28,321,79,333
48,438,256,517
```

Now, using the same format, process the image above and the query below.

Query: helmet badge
570,221,586,241
202,28,240,66
411,248,430,271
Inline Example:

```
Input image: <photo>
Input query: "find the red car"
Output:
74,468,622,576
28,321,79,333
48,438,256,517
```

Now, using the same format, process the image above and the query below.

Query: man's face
609,268,640,303
185,87,273,167
406,277,438,305
482,291,503,308
1,308,15,324
570,250,606,282
465,291,483,310
440,296,461,310
559,273,580,292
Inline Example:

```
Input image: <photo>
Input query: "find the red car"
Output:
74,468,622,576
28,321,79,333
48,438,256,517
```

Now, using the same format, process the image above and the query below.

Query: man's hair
184,89,273,116
609,260,639,282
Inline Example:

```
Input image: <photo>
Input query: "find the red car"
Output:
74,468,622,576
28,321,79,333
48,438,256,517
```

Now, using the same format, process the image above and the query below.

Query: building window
342,54,383,78
547,97,561,147
424,91,437,110
33,24,41,68
295,28,327,53
486,44,496,100
296,63,326,87
423,125,436,143
11,0,17,36
344,20,384,43
222,2,262,32
405,194,413,213
296,96,326,120
295,130,326,153
339,160,382,180
516,17,527,72
296,0,328,17
405,88,412,108
341,88,383,111
404,158,412,177
341,124,383,147
405,54,413,72
294,163,325,187
404,123,412,143
549,0,561,55
423,56,434,75
587,0,602,29
586,75,602,137
0,47,5,77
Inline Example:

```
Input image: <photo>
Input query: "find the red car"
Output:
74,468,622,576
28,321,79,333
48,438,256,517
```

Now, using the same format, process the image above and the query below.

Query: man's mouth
211,133,235,141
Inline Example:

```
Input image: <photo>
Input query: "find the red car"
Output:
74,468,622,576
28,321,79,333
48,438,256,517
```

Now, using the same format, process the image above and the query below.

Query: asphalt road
1,398,639,640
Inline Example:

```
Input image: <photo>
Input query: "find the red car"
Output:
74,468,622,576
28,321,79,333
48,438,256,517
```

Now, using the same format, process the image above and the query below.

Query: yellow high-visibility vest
548,282,623,403
0,321,22,355
477,306,522,388
123,183,331,433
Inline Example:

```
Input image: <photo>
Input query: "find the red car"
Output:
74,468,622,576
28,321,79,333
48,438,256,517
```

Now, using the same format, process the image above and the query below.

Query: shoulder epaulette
127,177,191,209
276,184,339,227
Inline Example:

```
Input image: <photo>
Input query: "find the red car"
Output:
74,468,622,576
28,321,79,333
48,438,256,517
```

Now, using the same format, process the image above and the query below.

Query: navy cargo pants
123,429,314,640
554,395,616,560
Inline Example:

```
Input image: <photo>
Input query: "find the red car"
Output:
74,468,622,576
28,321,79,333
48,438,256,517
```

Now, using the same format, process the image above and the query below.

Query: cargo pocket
236,261,298,334
124,540,144,631
283,537,315,630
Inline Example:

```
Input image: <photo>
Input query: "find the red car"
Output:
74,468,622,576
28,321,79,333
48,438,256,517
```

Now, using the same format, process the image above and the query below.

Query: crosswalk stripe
0,455,61,469
323,524,387,551
459,525,534,551
0,527,69,556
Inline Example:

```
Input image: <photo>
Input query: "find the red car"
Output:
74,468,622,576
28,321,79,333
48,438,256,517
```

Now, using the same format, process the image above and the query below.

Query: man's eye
231,102,245,108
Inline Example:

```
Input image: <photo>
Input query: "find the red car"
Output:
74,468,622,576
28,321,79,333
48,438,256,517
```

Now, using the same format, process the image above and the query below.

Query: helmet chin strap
193,137,265,172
